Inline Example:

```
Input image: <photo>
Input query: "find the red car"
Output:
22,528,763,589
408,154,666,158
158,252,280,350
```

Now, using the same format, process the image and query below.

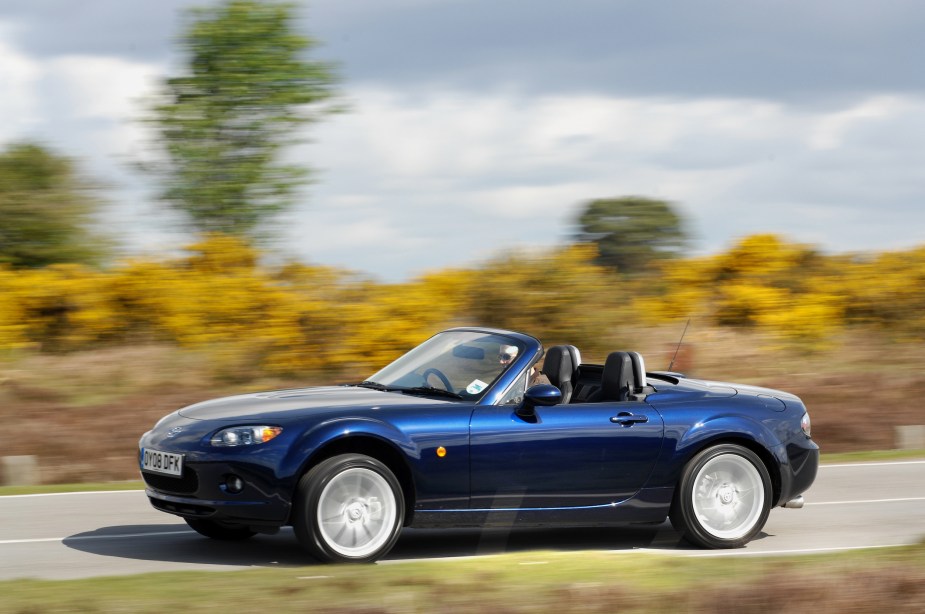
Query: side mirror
516,384,562,418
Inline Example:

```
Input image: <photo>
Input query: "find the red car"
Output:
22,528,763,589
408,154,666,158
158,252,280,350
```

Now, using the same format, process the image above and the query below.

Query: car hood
176,385,453,422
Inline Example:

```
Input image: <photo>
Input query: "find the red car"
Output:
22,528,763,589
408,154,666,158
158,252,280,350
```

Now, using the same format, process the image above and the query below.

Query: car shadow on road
63,524,311,567
390,523,692,560
63,521,701,568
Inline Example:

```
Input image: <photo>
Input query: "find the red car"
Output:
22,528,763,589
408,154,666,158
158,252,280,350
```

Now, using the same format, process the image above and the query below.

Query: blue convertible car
139,327,818,562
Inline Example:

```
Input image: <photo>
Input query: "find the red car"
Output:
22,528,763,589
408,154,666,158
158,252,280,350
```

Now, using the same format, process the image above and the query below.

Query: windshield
364,330,526,401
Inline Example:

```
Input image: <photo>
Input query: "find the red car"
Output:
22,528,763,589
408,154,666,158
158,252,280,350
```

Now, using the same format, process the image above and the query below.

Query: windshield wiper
355,380,395,391
356,381,462,399
399,386,463,400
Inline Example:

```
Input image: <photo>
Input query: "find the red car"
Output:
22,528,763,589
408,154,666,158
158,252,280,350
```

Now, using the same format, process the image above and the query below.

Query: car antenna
667,318,691,372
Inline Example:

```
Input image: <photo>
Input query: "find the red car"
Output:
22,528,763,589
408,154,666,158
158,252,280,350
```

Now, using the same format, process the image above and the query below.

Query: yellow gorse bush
636,234,925,345
0,267,29,349
2,232,924,372
0,234,487,374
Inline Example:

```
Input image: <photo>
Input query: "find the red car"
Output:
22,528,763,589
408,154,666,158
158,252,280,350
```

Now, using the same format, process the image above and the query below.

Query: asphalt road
1,460,923,580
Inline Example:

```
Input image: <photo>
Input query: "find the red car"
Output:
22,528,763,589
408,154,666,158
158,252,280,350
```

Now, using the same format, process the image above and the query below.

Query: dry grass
0,345,312,483
1,546,923,613
1,329,923,483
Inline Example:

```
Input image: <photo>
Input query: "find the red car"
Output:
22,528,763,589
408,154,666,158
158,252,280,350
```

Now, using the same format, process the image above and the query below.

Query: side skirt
409,487,674,529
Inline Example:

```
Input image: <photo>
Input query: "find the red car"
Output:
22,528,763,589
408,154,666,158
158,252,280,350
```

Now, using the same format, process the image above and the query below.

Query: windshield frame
364,328,543,404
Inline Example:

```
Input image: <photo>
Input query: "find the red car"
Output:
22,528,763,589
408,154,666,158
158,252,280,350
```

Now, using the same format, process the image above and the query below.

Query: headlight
210,426,282,447
801,412,812,437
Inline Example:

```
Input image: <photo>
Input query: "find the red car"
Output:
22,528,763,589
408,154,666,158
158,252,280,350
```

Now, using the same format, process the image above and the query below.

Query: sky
2,0,924,281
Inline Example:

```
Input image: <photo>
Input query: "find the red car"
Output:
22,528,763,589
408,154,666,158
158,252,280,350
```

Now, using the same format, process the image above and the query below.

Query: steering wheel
421,368,453,392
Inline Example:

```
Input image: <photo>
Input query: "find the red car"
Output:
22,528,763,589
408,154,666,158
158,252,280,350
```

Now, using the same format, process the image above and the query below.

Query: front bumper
141,460,293,527
777,437,819,506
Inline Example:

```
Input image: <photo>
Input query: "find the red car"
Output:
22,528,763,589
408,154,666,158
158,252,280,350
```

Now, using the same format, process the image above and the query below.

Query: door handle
610,412,649,425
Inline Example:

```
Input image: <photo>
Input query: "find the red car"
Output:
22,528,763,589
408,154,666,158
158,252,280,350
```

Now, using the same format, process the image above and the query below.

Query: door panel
469,401,664,509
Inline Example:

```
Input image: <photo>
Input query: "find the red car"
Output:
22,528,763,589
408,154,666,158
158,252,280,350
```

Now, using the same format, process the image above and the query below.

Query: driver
498,344,519,367
499,344,550,387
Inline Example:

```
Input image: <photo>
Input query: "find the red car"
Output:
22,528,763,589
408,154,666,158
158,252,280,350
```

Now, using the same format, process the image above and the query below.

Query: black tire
669,444,772,549
292,454,404,563
184,517,257,541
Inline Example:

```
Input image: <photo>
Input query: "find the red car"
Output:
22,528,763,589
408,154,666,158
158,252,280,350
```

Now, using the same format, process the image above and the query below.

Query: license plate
141,448,184,477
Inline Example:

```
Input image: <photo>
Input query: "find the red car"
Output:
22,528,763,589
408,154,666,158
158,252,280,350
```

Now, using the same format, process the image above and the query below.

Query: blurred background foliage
2,0,925,480
576,196,686,274
1,231,924,380
6,0,919,380
0,142,109,269
142,0,338,240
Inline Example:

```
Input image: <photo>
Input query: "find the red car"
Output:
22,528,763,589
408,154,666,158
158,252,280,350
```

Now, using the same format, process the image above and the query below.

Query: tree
148,0,338,238
0,142,108,269
575,196,686,274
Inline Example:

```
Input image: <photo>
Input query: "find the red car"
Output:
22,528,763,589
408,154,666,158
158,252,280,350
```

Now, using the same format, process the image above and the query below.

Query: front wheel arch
294,435,416,526
292,453,405,563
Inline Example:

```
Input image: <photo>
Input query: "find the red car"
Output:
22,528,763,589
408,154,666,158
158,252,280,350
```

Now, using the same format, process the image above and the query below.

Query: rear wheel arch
296,435,416,525
688,437,781,504
674,434,782,507
669,441,774,548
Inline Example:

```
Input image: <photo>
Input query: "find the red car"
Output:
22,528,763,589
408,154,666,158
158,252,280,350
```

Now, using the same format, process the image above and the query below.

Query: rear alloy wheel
184,517,256,541
293,454,404,563
670,444,772,548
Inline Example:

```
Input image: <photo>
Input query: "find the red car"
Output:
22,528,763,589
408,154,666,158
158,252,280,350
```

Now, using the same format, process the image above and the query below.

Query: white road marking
1,490,145,499
806,497,925,506
820,460,925,468
0,530,192,546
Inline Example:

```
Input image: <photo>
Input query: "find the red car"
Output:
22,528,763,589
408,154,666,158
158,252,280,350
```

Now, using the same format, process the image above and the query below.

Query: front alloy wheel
670,444,772,548
293,454,404,563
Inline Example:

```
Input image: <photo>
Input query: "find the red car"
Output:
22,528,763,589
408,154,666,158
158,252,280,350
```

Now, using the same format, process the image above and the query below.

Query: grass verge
1,544,923,613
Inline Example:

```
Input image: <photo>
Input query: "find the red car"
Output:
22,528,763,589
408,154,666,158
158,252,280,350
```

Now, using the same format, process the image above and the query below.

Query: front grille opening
142,467,199,495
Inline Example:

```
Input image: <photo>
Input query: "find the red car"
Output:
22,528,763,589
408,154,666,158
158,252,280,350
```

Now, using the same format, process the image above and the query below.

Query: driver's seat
541,345,581,404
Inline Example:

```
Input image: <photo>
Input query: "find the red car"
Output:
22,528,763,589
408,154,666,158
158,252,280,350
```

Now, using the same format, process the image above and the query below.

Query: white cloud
5,0,925,281
0,47,178,257
0,27,163,154
0,23,41,141
808,96,908,150
45,55,161,121
35,54,164,166
283,85,925,279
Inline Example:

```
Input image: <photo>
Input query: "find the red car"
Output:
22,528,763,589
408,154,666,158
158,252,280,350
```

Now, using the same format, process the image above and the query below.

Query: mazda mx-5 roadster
139,327,818,562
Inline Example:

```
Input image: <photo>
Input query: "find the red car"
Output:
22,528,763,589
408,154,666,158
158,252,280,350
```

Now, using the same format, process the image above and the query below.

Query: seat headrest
629,352,646,389
542,345,581,388
601,351,634,401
